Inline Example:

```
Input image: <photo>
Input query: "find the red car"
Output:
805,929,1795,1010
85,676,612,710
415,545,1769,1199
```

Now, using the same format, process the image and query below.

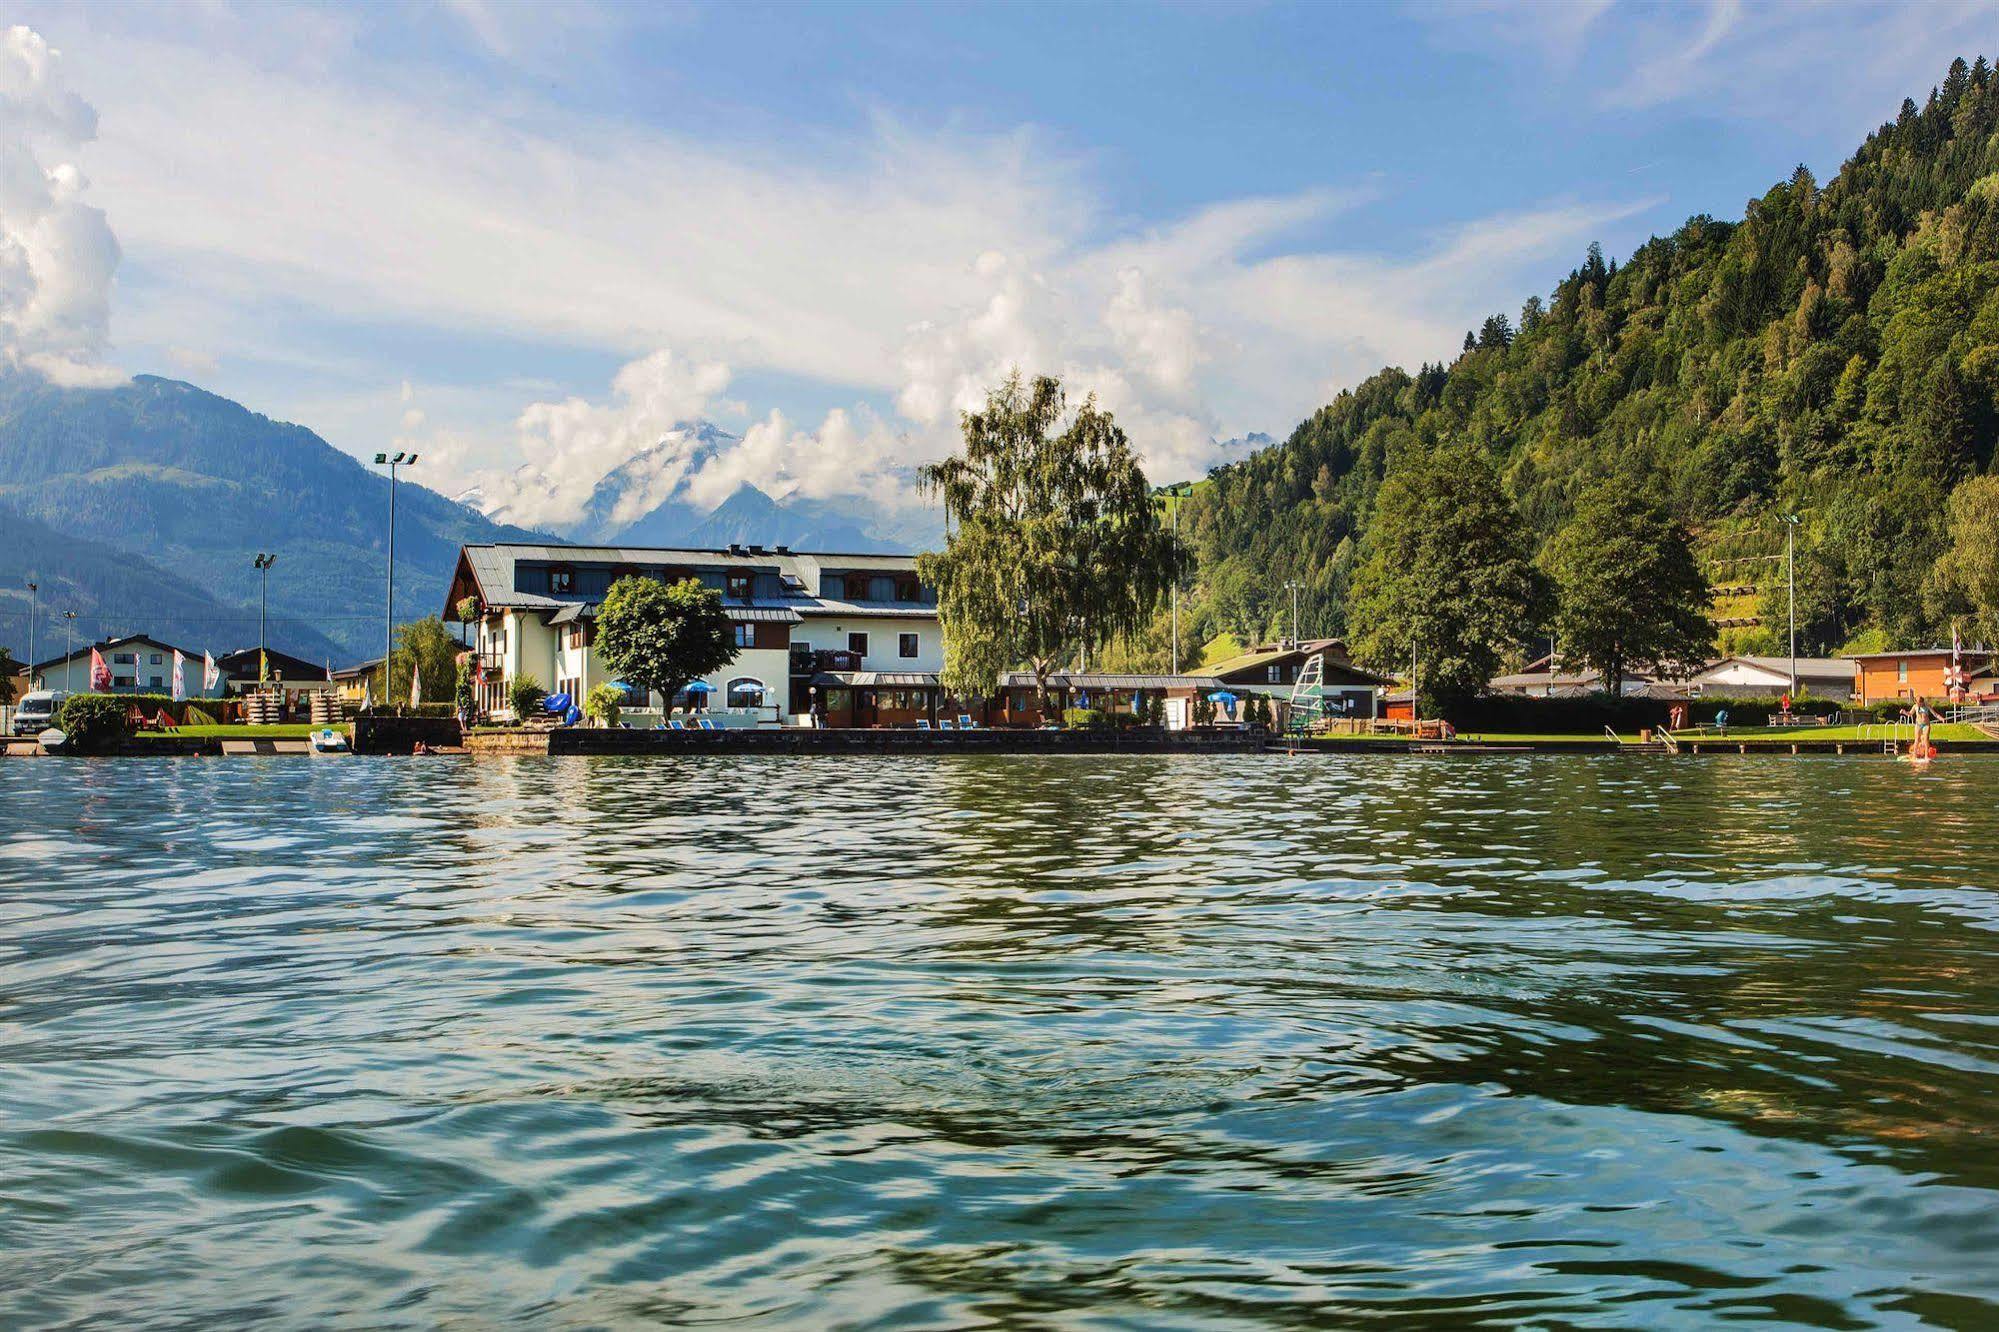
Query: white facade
451,542,944,725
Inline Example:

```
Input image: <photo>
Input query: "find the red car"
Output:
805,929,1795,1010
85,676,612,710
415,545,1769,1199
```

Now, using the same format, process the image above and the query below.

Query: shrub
56,694,132,752
1062,707,1107,730
584,683,625,727
509,674,546,721
454,658,476,715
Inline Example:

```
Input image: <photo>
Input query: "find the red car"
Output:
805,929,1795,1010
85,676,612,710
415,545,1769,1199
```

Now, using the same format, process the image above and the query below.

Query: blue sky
3,0,1989,528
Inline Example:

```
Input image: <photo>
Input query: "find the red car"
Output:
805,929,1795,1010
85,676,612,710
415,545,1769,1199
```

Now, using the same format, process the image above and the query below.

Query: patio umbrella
683,681,714,694
1207,691,1237,705
543,693,571,713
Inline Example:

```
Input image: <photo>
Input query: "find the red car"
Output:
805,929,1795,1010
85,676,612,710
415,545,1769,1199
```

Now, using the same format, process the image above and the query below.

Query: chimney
748,543,766,556
774,544,791,555
727,542,744,556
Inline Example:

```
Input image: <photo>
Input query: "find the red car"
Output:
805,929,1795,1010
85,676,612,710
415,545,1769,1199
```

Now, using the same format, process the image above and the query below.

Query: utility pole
1783,513,1801,695
25,580,36,688
62,610,77,692
373,453,418,709
1283,579,1303,646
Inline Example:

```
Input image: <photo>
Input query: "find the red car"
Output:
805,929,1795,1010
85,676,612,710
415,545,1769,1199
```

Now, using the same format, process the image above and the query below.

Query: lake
3,753,1998,1328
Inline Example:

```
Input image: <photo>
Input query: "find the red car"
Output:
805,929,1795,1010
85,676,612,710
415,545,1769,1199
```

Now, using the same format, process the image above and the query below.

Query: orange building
1850,648,1994,705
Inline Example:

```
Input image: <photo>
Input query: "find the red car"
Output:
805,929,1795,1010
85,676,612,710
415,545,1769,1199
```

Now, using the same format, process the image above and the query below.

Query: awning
811,671,942,688
727,606,804,623
546,602,596,626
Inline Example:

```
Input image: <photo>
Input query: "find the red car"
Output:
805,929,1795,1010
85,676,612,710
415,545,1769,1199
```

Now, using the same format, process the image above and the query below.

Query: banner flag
203,651,221,691
410,662,422,709
89,647,111,692
171,650,186,703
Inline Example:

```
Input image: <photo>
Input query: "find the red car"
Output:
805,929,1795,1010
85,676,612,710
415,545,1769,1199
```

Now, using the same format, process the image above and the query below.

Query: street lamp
253,553,277,684
1782,513,1801,696
25,580,36,688
61,609,78,692
1283,579,1304,647
373,452,418,708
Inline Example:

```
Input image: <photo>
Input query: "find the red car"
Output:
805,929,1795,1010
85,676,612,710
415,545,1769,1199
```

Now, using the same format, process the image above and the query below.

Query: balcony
791,648,862,675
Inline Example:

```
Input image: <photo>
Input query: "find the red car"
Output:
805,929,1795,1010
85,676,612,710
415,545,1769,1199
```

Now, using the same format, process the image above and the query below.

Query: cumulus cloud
454,349,732,531
0,25,121,385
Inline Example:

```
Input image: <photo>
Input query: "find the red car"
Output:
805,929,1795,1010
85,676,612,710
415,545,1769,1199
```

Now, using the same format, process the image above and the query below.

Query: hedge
1440,692,1910,732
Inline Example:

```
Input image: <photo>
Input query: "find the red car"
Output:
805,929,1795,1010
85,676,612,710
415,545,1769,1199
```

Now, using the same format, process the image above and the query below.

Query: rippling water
4,754,1999,1328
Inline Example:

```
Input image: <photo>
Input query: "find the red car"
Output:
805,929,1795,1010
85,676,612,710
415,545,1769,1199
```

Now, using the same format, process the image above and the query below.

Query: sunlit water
4,754,1998,1328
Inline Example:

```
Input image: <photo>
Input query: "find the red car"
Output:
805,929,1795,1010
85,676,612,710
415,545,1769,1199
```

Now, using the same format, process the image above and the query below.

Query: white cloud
455,348,732,531
0,25,122,386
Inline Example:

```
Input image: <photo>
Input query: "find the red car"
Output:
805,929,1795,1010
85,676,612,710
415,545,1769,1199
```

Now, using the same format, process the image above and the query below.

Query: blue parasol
683,680,714,694
543,693,571,713
1207,690,1237,705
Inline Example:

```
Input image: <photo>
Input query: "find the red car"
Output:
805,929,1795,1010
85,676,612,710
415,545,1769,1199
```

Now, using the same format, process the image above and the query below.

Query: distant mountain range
0,371,540,664
0,367,1264,666
563,420,899,551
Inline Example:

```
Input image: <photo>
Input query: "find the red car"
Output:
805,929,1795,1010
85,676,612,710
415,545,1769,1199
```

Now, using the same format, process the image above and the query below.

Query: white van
11,690,69,737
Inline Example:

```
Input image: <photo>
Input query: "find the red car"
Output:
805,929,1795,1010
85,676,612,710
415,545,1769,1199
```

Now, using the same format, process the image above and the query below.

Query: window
895,579,920,603
1267,664,1281,682
114,674,134,688
1897,659,1909,682
150,653,164,665
149,675,164,688
114,652,135,665
734,623,754,648
547,565,575,594
899,632,919,659
727,571,753,600
848,632,869,657
726,678,766,709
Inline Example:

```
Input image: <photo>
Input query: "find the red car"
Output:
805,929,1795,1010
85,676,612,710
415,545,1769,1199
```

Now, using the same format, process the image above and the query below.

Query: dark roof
216,647,331,680
812,671,941,688
332,657,384,679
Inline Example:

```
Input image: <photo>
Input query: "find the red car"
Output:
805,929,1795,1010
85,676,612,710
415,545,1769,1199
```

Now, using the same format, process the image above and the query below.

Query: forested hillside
0,373,542,662
1171,57,1999,665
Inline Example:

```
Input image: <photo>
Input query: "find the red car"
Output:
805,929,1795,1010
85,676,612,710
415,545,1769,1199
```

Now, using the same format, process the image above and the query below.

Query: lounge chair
669,718,687,730
958,714,977,729
915,718,932,730
938,719,955,730
697,718,718,731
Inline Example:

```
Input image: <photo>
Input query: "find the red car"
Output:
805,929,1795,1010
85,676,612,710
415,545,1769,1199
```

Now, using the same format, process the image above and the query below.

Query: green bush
584,683,624,727
56,694,132,752
1062,707,1108,730
510,674,546,720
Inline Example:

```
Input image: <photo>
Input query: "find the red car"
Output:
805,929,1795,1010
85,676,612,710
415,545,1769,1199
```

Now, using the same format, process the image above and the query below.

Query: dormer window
547,565,575,594
726,570,753,600
895,579,921,603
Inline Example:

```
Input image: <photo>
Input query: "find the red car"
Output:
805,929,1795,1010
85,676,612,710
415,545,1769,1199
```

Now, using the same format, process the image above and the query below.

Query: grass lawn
1672,722,1989,744
131,723,349,740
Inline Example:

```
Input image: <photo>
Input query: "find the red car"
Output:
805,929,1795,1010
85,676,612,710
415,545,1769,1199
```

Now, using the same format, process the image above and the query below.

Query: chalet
29,634,222,696
1200,638,1394,716
1685,656,1853,700
1851,647,1996,705
446,542,943,725
214,647,334,693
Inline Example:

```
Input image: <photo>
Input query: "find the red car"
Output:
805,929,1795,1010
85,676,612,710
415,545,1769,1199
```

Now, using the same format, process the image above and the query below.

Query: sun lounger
958,714,977,729
938,719,955,730
697,718,718,731
669,718,686,730
915,718,931,730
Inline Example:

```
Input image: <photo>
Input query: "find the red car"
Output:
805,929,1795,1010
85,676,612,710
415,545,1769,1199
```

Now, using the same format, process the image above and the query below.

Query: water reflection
3,753,1997,1325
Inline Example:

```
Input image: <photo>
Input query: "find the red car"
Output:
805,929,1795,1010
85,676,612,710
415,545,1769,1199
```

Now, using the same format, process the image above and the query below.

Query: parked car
11,690,70,737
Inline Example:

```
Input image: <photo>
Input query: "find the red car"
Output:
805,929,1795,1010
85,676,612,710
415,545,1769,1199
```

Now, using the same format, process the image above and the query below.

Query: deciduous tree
918,373,1181,702
1929,475,1999,645
594,576,737,707
1349,442,1546,706
1544,481,1716,694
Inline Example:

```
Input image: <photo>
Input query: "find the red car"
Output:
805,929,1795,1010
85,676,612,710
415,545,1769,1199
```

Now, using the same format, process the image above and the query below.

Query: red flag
89,647,111,692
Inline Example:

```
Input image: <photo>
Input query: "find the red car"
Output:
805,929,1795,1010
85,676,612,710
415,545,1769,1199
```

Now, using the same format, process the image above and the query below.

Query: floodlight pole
374,453,418,708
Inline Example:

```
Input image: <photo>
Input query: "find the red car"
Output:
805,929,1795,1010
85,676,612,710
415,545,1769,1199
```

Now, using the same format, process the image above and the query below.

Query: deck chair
958,714,977,729
697,718,718,731
669,718,687,730
915,718,932,730
938,719,955,730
